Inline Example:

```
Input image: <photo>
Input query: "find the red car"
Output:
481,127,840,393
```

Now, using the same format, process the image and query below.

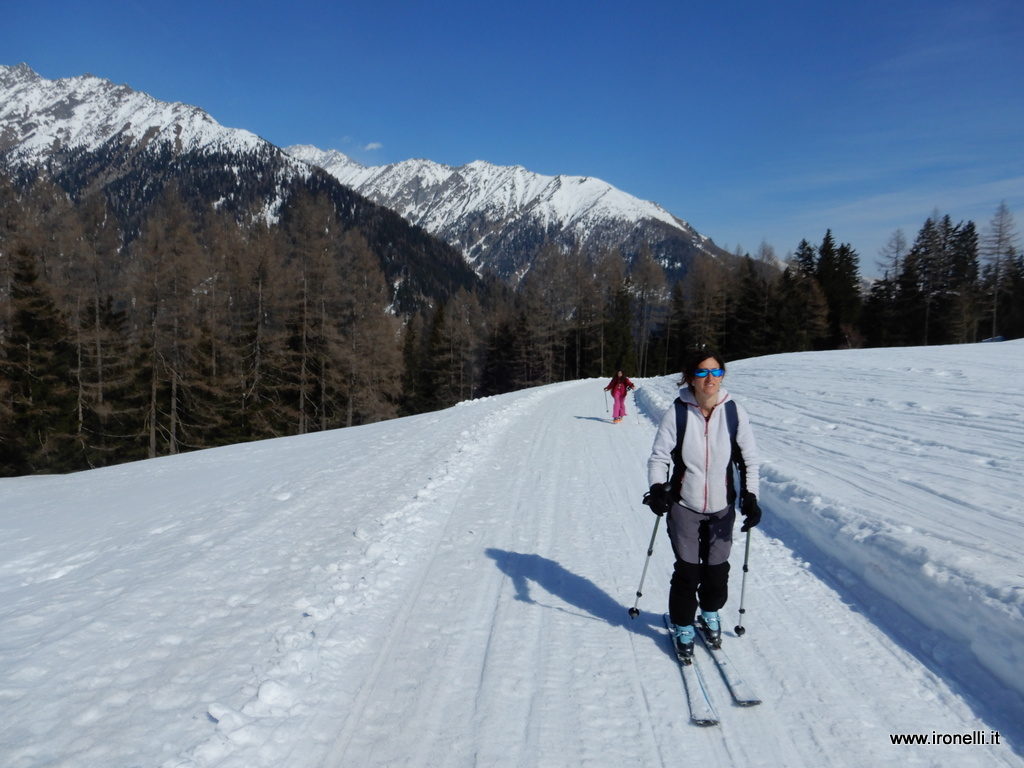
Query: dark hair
679,348,726,387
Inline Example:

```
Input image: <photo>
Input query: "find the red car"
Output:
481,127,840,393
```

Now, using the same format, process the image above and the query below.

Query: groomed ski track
298,380,1015,767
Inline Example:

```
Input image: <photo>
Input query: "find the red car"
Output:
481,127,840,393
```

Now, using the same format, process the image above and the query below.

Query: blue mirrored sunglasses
693,368,725,378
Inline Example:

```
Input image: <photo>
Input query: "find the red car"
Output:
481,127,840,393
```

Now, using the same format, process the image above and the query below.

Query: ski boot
697,611,722,648
671,623,695,663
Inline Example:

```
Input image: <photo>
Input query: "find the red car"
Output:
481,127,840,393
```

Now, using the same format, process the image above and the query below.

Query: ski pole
734,528,753,636
628,514,661,619
604,389,608,413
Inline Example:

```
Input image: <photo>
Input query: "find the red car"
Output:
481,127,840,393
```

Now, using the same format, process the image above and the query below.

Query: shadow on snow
484,548,673,659
572,415,619,425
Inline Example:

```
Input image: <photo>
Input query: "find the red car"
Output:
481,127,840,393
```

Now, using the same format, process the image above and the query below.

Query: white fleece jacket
647,386,760,513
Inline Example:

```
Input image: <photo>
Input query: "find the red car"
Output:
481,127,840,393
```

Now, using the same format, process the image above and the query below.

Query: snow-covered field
1,342,1022,767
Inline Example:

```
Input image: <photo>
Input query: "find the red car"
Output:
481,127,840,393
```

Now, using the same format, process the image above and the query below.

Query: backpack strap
724,399,746,507
669,397,687,497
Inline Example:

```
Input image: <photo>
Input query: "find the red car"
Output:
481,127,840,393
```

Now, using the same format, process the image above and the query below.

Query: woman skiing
604,370,635,423
644,349,761,659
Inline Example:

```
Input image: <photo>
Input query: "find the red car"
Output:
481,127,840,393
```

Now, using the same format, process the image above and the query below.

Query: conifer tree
518,243,572,382
478,293,518,397
877,229,908,281
0,242,79,473
182,210,250,446
727,256,772,359
948,220,979,343
684,256,728,352
981,202,1019,338
444,288,486,402
772,263,828,352
898,215,977,345
422,301,457,411
562,247,603,380
814,230,862,347
275,190,343,433
78,297,132,465
999,250,1024,339
507,302,546,390
68,192,134,465
399,310,431,414
861,275,900,348
895,221,932,346
631,246,667,376
591,248,626,375
335,230,403,426
233,223,287,440
127,185,203,456
793,239,817,277
603,278,635,375
658,280,694,373
0,176,23,472
927,215,960,345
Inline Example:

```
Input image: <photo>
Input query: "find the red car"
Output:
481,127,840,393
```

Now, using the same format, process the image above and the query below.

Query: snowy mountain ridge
0,63,281,164
285,144,693,233
286,143,724,278
0,63,726,281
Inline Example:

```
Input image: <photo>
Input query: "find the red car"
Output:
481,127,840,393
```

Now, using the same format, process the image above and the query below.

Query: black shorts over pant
666,503,735,627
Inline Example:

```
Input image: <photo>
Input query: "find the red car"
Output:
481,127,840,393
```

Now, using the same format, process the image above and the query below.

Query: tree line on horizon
1,173,1020,476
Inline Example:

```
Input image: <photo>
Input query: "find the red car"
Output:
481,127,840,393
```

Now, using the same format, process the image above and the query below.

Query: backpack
669,397,746,507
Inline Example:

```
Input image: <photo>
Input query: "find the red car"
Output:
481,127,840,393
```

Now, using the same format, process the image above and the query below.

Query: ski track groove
319,391,552,767
582,414,671,767
324,387,572,767
754,388,1020,560
481,408,558,768
598,535,668,763
318,479,460,767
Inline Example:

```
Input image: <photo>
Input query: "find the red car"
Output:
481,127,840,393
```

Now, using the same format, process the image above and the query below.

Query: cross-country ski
664,613,720,726
695,623,762,707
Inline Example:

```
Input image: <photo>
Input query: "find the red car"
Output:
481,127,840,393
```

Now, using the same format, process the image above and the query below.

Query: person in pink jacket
603,370,635,423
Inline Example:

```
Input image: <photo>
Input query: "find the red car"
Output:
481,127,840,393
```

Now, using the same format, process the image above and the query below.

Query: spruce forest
0,170,1021,476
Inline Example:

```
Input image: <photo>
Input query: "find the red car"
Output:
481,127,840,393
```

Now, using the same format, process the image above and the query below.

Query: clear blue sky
5,0,1023,275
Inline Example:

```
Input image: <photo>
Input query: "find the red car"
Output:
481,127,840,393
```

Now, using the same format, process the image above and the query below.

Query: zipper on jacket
702,410,712,513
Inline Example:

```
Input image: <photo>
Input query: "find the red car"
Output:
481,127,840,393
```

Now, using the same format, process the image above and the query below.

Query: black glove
740,491,761,532
643,483,673,517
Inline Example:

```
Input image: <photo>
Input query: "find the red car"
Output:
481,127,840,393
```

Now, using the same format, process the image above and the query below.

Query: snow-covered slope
2,343,1022,767
0,63,276,163
287,145,726,279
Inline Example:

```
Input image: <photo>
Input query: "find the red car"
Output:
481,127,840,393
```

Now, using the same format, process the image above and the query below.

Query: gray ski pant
666,502,735,627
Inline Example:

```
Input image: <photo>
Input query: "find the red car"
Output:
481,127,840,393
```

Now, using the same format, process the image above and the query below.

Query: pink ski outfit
604,374,635,422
